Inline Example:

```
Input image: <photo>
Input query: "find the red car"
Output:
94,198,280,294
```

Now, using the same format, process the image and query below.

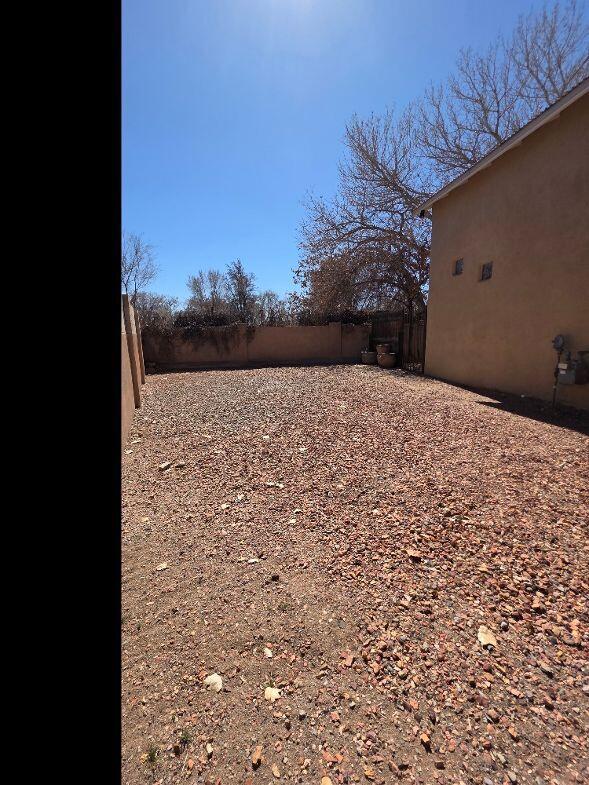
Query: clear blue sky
123,0,542,304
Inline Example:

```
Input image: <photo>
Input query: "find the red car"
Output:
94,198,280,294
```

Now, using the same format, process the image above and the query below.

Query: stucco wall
142,322,372,369
248,323,341,363
143,325,248,368
425,92,589,411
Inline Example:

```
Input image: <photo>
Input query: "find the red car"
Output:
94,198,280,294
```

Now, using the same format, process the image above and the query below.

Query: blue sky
123,0,543,304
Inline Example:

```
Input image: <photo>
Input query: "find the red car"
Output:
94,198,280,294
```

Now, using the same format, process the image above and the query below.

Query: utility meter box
558,360,588,385
558,362,576,385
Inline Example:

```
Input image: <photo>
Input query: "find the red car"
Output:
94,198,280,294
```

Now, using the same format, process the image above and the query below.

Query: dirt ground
121,366,589,785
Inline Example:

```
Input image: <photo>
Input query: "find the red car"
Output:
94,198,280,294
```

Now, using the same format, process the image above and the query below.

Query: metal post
552,349,562,409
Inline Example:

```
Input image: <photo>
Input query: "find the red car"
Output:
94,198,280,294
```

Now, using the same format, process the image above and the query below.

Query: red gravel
122,365,589,785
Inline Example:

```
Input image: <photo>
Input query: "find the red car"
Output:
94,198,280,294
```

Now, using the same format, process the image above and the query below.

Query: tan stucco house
418,78,589,411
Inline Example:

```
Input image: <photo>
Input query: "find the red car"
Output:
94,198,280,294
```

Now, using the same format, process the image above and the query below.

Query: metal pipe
552,349,562,409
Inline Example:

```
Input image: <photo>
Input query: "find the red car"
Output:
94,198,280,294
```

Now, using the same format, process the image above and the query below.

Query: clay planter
375,343,391,354
377,352,396,368
361,351,377,364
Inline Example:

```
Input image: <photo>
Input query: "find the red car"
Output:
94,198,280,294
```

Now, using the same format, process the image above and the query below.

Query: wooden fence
369,309,427,372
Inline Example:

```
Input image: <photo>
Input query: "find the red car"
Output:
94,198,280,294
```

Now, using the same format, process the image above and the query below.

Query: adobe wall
142,324,248,369
142,322,372,369
247,323,341,363
425,92,589,411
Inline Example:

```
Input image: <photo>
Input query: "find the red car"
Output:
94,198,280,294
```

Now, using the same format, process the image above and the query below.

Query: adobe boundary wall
142,322,372,370
122,294,145,448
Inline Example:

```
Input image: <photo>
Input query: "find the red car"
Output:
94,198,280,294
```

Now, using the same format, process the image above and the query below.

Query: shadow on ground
145,360,363,374
389,371,589,435
468,386,589,435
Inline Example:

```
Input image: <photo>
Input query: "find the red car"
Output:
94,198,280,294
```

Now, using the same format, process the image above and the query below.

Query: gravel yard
121,365,589,785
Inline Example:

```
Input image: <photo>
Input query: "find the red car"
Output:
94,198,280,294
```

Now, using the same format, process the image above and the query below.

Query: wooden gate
369,308,427,372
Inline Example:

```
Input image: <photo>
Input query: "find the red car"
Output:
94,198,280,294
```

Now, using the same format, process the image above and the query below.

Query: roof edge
415,77,589,216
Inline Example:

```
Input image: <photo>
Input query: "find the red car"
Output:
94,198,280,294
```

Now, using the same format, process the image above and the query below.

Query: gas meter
557,354,589,385
551,335,589,406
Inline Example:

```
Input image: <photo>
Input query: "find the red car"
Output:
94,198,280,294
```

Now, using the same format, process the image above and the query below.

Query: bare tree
511,0,589,113
226,259,257,322
187,269,228,316
121,231,158,304
417,43,525,182
297,106,431,314
186,271,206,311
256,290,290,325
134,292,178,329
184,262,259,324
417,1,589,183
298,1,588,313
206,270,226,316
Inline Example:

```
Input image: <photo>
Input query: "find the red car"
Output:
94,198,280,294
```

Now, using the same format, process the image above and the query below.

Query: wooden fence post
122,294,141,408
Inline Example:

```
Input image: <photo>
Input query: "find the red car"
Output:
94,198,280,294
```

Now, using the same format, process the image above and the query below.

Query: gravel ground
121,366,589,785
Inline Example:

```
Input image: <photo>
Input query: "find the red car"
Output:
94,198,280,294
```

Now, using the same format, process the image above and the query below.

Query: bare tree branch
297,1,588,314
121,231,158,304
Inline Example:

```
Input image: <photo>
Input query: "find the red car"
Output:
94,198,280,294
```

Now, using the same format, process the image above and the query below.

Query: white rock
264,686,281,702
203,673,223,693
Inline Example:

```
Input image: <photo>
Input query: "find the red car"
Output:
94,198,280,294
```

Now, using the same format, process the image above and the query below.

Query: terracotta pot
377,352,396,368
375,343,390,354
361,351,377,364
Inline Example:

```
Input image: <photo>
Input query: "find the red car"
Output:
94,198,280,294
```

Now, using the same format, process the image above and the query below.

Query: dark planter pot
361,351,377,364
377,352,396,368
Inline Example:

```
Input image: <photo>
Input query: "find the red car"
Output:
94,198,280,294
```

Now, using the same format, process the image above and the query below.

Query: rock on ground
122,366,589,785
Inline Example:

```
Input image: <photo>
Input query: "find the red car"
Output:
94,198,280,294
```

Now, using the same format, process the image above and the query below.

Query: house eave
414,78,589,217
